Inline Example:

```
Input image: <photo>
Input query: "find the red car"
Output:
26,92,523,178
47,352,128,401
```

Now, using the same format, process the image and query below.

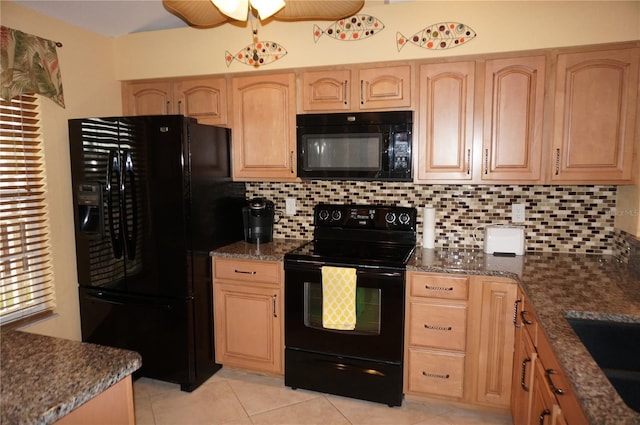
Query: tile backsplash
247,182,618,255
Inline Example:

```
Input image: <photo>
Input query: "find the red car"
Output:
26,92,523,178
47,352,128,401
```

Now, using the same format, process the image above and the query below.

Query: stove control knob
385,212,397,224
399,213,411,225
318,209,330,221
331,210,342,221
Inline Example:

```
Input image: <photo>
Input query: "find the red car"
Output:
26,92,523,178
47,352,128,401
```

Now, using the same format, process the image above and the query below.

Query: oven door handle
367,271,403,278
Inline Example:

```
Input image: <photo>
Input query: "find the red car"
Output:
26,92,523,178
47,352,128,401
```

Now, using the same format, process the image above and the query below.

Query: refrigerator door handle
122,149,137,260
107,149,123,259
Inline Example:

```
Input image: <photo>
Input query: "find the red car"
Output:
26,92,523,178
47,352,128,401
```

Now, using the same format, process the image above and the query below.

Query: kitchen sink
566,317,640,413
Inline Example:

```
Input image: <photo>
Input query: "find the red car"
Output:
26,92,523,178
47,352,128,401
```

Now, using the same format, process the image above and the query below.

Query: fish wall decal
225,41,287,67
314,14,384,42
397,22,476,51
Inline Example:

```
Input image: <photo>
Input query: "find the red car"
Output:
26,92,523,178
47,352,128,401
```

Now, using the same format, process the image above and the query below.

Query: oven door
284,260,405,362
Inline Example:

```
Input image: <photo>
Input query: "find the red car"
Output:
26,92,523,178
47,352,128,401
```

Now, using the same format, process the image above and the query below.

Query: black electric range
283,204,417,407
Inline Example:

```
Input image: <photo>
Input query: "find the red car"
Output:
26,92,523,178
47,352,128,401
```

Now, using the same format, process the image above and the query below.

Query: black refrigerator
68,115,246,391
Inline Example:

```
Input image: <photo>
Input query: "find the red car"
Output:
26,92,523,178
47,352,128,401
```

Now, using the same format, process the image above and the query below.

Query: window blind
0,94,56,325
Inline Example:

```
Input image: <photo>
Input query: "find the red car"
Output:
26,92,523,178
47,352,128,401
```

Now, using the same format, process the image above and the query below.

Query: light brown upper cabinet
122,77,228,126
300,65,412,112
416,56,546,184
231,73,297,181
416,61,476,182
550,46,639,183
481,56,546,182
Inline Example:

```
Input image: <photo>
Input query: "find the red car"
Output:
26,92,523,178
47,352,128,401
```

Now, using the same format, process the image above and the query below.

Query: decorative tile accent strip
248,182,617,255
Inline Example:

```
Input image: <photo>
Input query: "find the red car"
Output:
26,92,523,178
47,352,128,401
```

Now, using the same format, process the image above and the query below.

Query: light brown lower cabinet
511,289,588,424
55,376,135,425
404,272,515,411
213,257,283,375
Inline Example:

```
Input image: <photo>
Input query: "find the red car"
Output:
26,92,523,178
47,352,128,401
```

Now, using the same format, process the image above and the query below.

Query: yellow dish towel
322,266,357,330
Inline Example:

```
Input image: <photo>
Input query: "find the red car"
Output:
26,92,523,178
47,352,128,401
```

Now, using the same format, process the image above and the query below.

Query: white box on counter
484,225,525,256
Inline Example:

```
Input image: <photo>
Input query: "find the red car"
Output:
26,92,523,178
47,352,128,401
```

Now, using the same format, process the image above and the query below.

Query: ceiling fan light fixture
211,0,249,21
250,0,286,19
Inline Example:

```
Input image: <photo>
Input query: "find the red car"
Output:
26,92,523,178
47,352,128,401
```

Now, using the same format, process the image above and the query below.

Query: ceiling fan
163,0,366,28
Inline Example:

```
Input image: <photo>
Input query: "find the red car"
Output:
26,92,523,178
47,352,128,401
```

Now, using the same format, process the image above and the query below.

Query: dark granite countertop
211,238,308,261
211,240,640,424
0,330,142,425
408,248,640,425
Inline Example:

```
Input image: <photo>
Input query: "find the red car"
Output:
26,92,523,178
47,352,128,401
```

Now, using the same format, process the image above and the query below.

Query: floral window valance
1,26,65,108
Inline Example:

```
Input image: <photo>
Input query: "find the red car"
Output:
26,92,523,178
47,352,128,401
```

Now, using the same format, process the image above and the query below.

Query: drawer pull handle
234,269,257,275
521,357,531,391
539,409,551,425
424,324,452,331
422,371,450,379
545,369,565,395
425,285,453,291
513,298,522,328
521,310,533,325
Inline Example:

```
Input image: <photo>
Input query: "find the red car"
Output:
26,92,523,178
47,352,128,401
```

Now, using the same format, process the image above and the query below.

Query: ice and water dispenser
76,183,102,237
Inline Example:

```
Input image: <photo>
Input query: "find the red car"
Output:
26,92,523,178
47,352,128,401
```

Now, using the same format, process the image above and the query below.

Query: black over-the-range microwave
296,111,413,181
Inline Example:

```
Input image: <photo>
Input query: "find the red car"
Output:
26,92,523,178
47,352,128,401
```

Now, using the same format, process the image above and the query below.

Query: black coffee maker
242,197,275,243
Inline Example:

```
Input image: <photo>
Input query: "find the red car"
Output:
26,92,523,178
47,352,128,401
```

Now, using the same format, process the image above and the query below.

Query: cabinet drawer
214,258,281,284
409,273,469,300
408,302,467,351
407,349,465,398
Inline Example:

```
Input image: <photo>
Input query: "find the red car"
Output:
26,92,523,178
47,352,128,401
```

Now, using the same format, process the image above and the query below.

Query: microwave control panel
391,131,411,171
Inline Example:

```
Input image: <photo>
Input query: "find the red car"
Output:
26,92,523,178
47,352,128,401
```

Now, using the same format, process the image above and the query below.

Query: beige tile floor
133,368,513,425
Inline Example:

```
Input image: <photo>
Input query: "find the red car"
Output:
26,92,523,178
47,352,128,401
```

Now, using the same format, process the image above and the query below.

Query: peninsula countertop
0,330,142,425
213,239,640,424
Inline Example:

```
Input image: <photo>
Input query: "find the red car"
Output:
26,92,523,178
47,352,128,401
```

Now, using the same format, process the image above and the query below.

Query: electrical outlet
512,203,525,223
285,198,297,215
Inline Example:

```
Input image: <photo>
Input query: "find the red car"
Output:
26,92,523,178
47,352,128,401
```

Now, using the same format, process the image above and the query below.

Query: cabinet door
176,77,228,125
551,47,639,182
122,81,173,116
358,65,412,110
474,277,517,408
482,56,545,182
214,282,282,374
301,69,351,111
231,73,297,181
416,61,475,181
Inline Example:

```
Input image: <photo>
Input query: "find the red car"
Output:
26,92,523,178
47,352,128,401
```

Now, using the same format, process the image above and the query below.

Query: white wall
115,1,640,80
2,1,123,340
